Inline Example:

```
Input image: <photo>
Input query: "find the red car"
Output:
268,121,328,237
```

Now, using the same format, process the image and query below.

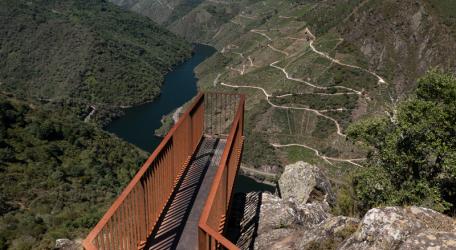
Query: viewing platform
83,92,245,250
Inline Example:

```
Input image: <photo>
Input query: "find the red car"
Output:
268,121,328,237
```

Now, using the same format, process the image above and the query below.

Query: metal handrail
198,94,245,250
83,93,205,249
83,92,244,250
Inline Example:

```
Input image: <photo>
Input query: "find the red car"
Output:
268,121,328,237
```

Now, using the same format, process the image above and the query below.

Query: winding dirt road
214,25,388,166
271,143,365,167
218,81,346,137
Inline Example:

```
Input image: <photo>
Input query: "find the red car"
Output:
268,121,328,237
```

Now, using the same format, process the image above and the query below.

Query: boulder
298,216,360,249
295,201,332,228
399,230,456,250
258,193,333,233
340,206,456,250
255,192,333,250
278,161,335,206
254,228,301,250
55,239,83,250
257,192,300,234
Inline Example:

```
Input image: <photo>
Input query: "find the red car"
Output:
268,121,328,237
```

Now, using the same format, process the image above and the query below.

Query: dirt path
84,105,96,123
218,80,364,166
271,143,365,167
218,81,346,136
250,29,273,41
248,56,255,67
240,165,277,179
212,27,223,39
268,44,289,56
270,61,362,95
215,26,386,167
305,28,387,85
239,14,258,20
229,65,246,75
213,73,222,87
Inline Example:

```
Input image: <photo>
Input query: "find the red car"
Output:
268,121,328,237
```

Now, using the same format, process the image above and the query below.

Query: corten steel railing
83,93,205,250
83,92,244,250
204,93,241,137
198,94,244,250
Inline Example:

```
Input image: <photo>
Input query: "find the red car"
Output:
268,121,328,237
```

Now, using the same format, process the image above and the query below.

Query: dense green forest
348,70,456,215
0,1,192,248
0,0,191,124
0,94,147,249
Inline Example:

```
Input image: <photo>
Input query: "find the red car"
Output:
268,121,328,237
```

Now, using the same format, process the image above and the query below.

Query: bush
348,69,456,214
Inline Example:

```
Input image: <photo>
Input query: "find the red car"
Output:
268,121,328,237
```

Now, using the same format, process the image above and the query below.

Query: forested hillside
0,0,191,124
0,93,147,249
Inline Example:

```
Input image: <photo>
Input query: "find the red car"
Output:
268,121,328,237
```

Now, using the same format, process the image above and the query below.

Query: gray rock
278,161,335,206
254,228,300,250
257,192,300,234
55,239,82,250
340,206,456,250
255,192,333,250
295,201,332,228
258,193,332,233
298,216,360,249
399,230,456,250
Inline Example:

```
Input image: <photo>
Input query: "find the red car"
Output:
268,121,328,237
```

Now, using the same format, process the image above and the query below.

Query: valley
113,0,456,215
1,0,456,248
192,0,392,189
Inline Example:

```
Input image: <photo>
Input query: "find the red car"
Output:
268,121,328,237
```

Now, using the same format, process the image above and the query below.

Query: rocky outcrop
278,161,335,206
254,161,338,250
257,193,301,233
254,193,355,250
298,216,360,249
399,231,456,250
340,206,456,250
250,161,456,250
55,239,82,250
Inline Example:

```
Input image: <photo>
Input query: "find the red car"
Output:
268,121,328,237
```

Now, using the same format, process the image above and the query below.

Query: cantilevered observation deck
83,92,245,250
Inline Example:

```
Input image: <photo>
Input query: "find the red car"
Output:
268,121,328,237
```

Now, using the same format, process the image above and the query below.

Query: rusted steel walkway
83,93,244,250
145,137,226,250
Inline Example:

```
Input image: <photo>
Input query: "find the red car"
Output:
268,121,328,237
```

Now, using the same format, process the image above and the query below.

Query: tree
348,69,456,214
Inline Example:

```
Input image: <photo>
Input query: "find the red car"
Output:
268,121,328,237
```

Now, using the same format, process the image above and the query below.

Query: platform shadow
225,192,263,250
145,138,220,250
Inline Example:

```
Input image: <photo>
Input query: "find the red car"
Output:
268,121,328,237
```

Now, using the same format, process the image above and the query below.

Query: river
106,44,275,193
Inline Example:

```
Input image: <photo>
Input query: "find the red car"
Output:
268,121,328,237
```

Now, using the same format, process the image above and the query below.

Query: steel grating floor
145,137,226,250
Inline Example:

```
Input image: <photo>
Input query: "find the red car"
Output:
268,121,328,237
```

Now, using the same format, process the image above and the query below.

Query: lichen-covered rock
258,193,332,233
257,193,300,234
295,201,332,228
55,239,83,250
399,231,456,250
298,216,360,249
255,192,333,250
278,161,335,206
340,206,456,250
254,228,301,250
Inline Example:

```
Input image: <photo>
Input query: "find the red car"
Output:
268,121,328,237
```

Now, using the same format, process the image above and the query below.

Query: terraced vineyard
193,1,392,175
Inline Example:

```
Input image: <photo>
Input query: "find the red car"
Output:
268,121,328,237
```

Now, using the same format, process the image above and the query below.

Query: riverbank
105,44,216,151
105,43,277,193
